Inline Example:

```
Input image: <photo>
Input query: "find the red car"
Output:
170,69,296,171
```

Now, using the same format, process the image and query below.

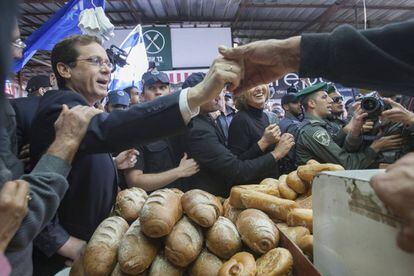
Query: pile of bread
71,160,343,276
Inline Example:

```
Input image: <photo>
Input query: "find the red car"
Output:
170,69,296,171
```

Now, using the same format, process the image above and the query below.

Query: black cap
281,93,299,106
141,69,170,86
26,75,51,93
181,72,206,89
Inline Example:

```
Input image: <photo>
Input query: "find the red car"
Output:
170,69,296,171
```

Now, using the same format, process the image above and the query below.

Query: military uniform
325,117,347,146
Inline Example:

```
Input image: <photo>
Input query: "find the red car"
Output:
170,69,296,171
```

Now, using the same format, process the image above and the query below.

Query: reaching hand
0,180,30,252
258,124,281,151
271,133,295,160
176,153,200,178
381,98,414,126
218,37,301,92
57,236,87,266
115,149,139,170
370,134,405,153
346,103,368,137
371,152,414,252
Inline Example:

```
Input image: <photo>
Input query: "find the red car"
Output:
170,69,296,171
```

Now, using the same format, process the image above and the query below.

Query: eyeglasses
332,96,344,103
73,57,114,71
12,38,26,49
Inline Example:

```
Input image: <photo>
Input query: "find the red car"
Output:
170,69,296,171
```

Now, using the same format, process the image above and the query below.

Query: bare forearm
46,138,80,164
125,169,181,191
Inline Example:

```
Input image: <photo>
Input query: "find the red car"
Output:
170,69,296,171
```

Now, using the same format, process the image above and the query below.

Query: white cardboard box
313,170,414,276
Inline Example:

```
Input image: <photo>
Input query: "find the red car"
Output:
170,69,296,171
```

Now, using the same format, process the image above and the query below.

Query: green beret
296,82,328,98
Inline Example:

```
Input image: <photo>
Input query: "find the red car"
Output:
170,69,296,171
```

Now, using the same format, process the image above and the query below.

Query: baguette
223,199,243,224
236,209,279,254
260,178,279,186
238,189,298,221
140,188,183,238
148,254,183,276
297,163,344,184
118,220,160,274
287,208,313,233
206,216,242,259
256,247,293,276
83,216,129,276
181,189,223,228
229,184,280,209
278,176,297,200
190,249,223,276
286,171,307,194
218,252,256,276
165,216,204,267
114,187,148,223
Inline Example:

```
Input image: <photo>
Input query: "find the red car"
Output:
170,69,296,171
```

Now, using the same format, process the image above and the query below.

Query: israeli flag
13,0,106,72
108,25,148,91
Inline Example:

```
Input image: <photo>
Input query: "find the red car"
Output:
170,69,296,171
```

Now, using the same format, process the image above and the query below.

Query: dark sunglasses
332,96,344,103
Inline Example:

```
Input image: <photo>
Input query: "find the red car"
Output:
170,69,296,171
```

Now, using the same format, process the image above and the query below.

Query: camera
106,45,128,72
360,92,391,119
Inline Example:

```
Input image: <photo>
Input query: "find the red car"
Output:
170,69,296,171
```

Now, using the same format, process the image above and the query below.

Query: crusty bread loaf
287,208,313,233
206,216,242,259
165,216,204,267
278,176,297,200
114,187,148,223
190,249,223,276
217,196,226,204
286,171,307,194
223,199,243,224
171,188,184,197
218,252,256,276
306,159,320,165
70,255,84,276
297,163,344,184
236,209,279,254
181,189,223,228
118,220,160,274
297,234,313,259
148,254,183,276
279,226,310,245
229,184,280,208
140,188,183,238
237,189,298,221
111,263,147,276
256,247,293,276
296,195,312,209
83,216,129,276
260,178,279,186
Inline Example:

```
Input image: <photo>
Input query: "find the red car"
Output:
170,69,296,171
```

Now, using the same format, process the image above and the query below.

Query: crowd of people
0,1,413,275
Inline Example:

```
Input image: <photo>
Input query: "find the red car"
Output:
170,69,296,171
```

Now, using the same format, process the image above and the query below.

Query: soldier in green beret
294,82,401,169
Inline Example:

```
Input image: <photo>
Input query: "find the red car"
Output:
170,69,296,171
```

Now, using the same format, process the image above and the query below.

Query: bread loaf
83,216,129,276
181,189,223,228
114,187,148,223
140,188,182,238
148,254,183,276
279,226,310,245
223,199,242,224
278,176,297,200
286,171,307,194
165,216,204,267
190,249,223,276
256,247,293,276
296,195,312,209
238,189,298,221
297,163,344,184
206,216,242,259
218,252,256,276
287,208,313,232
229,184,280,208
118,220,160,274
171,188,184,197
260,178,279,186
306,159,320,165
236,209,279,254
297,234,313,259
111,263,147,276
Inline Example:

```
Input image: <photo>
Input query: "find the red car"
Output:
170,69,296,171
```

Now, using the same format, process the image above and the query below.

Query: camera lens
361,97,379,113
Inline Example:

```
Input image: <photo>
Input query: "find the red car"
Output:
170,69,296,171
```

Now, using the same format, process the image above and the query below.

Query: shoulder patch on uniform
312,129,331,146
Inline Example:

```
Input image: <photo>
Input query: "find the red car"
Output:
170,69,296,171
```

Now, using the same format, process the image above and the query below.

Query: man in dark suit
30,35,243,275
11,75,52,152
181,73,295,197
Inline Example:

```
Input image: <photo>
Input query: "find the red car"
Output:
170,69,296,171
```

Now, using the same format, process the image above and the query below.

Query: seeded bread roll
140,188,183,238
83,216,129,276
190,249,223,276
181,189,223,228
287,208,313,233
236,209,279,254
218,252,256,276
223,199,243,224
148,254,183,276
115,187,148,223
118,220,160,274
206,216,242,259
165,216,204,267
286,171,307,194
256,248,293,276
